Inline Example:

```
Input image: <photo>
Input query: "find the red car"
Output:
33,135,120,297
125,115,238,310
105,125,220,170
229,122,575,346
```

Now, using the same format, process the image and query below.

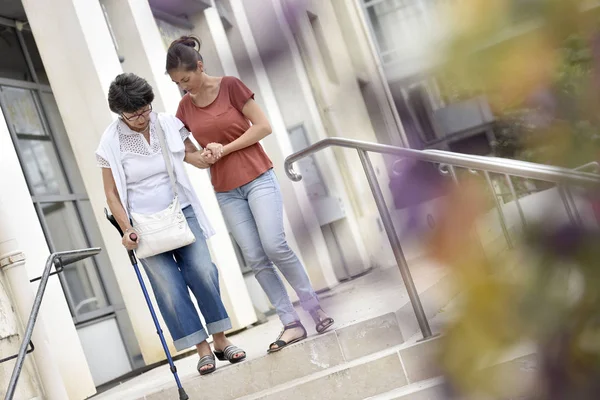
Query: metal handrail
424,148,600,177
422,148,597,228
284,137,600,340
575,161,600,173
5,247,101,400
285,138,600,186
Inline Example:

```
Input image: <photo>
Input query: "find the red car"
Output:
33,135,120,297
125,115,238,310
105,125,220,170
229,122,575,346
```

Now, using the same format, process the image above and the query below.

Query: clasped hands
190,143,224,169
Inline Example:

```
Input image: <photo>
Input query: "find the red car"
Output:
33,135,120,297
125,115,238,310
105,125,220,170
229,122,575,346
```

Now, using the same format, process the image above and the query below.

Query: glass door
0,18,141,386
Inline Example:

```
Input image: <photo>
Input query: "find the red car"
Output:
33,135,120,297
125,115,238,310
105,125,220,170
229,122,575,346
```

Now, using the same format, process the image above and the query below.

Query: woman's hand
122,228,139,250
206,143,224,160
188,150,216,169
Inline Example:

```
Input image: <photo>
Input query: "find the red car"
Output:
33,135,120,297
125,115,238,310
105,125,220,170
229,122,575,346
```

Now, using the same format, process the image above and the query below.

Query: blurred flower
389,159,450,236
428,2,600,398
426,176,488,267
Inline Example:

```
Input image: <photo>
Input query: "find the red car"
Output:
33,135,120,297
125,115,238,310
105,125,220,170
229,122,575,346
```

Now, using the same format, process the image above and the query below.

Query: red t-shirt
176,76,273,192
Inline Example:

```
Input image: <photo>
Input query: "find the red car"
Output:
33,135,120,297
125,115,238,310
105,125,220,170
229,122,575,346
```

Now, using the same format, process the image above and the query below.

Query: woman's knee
250,260,276,277
188,260,219,285
263,240,294,263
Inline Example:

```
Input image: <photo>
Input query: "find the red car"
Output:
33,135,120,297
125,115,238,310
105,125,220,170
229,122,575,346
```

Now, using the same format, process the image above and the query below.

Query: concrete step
93,260,458,400
241,339,536,400
366,345,538,400
241,336,442,400
365,377,445,400
139,312,409,400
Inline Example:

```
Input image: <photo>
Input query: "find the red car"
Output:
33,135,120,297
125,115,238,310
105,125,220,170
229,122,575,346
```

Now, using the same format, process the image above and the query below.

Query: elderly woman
95,73,244,375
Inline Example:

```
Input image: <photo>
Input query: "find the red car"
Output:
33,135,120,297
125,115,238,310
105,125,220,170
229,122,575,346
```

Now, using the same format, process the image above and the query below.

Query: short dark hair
166,36,203,73
107,73,155,114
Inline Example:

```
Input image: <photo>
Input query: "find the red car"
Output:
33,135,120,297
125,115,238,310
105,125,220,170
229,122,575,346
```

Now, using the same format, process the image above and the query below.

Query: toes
201,363,214,371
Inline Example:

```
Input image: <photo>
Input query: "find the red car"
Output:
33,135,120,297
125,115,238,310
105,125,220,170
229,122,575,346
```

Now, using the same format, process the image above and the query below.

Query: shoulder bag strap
154,117,178,198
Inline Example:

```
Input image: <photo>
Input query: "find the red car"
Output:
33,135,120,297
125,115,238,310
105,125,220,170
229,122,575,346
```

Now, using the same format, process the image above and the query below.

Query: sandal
197,354,216,375
214,345,246,364
310,308,334,334
267,321,307,353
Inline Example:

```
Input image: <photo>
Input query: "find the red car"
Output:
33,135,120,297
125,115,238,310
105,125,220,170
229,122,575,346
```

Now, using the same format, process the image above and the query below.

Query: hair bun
166,36,203,72
174,36,200,50
181,39,196,48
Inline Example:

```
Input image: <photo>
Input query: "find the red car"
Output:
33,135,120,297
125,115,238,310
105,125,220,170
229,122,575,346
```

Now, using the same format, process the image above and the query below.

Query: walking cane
104,208,189,400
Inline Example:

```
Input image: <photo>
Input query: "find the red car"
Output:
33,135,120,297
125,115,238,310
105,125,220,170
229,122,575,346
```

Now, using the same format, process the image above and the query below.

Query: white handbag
129,120,196,259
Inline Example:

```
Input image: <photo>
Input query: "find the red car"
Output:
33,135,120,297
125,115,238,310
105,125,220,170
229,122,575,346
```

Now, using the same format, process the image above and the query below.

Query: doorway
0,14,141,386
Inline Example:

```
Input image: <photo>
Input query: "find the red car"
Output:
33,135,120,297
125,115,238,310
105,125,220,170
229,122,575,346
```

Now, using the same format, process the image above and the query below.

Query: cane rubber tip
178,388,189,400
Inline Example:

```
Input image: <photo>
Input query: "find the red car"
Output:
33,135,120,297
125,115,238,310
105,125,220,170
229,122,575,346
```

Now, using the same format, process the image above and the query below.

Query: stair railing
4,247,101,400
284,137,600,340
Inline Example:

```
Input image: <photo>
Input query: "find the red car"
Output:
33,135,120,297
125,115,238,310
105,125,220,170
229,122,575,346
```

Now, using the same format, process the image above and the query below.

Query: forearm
185,151,212,169
223,124,271,156
184,138,199,164
107,194,131,234
183,148,197,164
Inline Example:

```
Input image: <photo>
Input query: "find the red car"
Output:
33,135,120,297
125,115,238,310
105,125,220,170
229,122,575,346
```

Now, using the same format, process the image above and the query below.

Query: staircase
153,315,441,400
92,139,599,400
91,255,454,400
92,257,534,400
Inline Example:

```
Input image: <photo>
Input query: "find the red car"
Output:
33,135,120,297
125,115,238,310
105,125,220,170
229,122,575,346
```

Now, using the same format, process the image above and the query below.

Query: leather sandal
267,321,307,353
214,345,246,364
310,308,334,334
197,354,216,375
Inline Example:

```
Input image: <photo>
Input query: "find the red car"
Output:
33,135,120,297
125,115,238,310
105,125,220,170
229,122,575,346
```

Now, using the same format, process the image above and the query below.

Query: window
307,12,338,84
361,0,440,67
0,24,114,324
0,26,32,81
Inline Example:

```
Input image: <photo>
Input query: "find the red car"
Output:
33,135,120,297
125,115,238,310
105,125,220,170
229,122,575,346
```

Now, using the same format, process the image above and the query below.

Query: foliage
428,2,600,399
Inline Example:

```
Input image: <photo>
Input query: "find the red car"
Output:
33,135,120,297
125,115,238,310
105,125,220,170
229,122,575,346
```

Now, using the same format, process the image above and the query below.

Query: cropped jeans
216,169,320,325
140,206,231,351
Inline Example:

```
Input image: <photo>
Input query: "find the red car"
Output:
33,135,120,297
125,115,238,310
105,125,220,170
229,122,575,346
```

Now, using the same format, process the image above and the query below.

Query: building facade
0,0,412,398
355,0,496,155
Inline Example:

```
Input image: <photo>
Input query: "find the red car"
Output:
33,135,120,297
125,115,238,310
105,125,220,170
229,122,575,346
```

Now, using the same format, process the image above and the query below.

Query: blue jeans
216,169,320,325
140,206,231,352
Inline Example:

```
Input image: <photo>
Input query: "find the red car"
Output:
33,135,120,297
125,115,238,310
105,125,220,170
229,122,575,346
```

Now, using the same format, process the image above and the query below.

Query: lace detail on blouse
96,120,190,168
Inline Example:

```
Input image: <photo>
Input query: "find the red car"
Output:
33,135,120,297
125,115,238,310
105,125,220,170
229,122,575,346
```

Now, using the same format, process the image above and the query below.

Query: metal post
564,187,583,226
449,165,459,184
5,254,56,400
505,175,527,229
484,171,513,249
558,186,578,226
357,150,433,339
5,248,100,400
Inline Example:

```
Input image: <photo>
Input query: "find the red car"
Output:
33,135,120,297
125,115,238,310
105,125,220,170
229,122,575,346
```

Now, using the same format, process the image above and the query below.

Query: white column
270,0,371,272
0,268,42,400
102,0,257,333
0,107,84,398
276,0,397,268
100,0,182,114
205,2,240,77
203,3,310,302
0,264,42,400
228,0,338,291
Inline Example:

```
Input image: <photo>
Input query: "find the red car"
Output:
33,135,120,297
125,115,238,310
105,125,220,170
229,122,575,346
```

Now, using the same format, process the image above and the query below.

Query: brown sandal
310,308,334,334
267,321,307,353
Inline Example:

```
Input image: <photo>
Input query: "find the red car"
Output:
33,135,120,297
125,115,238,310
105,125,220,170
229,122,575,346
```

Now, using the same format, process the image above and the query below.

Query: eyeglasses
122,104,152,122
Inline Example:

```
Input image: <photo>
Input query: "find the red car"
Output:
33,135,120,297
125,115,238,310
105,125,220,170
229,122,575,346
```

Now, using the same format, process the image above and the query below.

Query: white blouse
97,113,191,214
